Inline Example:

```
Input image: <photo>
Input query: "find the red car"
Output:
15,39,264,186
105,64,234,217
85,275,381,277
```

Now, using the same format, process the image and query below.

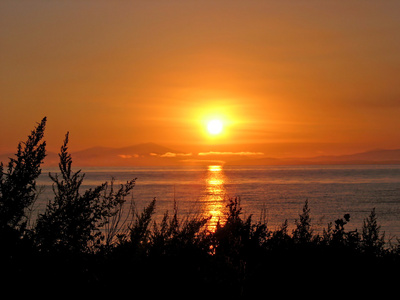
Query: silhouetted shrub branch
0,117,46,233
362,208,385,256
34,132,135,254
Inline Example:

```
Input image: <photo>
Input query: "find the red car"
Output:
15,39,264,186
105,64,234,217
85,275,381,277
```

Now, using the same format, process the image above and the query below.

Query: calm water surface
37,165,400,237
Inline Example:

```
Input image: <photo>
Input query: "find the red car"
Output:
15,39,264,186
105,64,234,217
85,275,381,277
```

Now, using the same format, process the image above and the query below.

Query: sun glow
195,101,237,141
207,120,223,135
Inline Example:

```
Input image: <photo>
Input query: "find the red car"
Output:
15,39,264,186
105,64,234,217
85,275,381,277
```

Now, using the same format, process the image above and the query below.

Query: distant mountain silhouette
1,145,400,166
73,143,175,156
228,149,400,165
311,149,400,163
0,151,60,167
70,143,182,166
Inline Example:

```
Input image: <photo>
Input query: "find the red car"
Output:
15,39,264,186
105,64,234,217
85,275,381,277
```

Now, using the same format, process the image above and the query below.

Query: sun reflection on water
203,165,227,231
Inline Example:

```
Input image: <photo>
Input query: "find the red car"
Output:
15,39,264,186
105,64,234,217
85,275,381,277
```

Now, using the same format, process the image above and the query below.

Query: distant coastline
2,143,400,167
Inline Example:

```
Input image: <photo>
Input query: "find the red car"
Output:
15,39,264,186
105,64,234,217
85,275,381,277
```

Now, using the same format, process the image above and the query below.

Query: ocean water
36,165,400,237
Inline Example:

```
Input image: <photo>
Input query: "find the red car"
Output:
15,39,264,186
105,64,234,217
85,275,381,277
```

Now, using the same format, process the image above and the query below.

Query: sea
36,165,400,238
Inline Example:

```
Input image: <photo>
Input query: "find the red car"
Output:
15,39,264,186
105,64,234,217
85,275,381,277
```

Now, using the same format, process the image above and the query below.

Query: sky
1,1,400,159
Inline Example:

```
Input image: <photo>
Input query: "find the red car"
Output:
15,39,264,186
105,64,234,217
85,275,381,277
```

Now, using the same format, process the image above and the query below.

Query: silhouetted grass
2,118,400,296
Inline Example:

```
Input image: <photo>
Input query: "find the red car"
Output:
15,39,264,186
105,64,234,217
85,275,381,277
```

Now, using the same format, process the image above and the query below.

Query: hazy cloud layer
118,154,139,159
160,152,193,158
198,151,264,156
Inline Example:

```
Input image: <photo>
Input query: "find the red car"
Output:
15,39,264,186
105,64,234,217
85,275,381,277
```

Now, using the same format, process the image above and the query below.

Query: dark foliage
362,208,385,256
0,118,47,286
0,117,46,233
2,118,400,296
292,199,313,243
34,133,135,254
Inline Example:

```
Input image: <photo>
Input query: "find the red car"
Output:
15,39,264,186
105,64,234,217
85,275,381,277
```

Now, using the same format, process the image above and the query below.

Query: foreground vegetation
1,118,400,295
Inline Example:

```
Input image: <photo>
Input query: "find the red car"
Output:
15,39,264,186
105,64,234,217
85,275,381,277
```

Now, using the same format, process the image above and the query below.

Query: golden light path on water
203,165,226,231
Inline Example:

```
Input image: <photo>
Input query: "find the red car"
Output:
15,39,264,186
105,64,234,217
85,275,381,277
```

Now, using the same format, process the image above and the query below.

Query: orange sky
1,1,400,158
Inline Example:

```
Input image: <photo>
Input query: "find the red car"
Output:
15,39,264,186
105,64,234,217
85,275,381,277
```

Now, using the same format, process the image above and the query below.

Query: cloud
179,159,226,164
118,154,139,159
119,152,192,159
198,151,264,156
159,152,193,158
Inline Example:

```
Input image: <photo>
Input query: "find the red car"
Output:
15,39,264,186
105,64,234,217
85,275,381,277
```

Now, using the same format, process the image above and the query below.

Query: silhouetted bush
34,133,135,254
0,117,46,235
292,199,313,243
362,208,385,256
2,118,400,295
0,118,47,288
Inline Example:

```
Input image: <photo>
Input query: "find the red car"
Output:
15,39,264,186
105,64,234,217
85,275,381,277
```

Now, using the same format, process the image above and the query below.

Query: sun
207,119,223,135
